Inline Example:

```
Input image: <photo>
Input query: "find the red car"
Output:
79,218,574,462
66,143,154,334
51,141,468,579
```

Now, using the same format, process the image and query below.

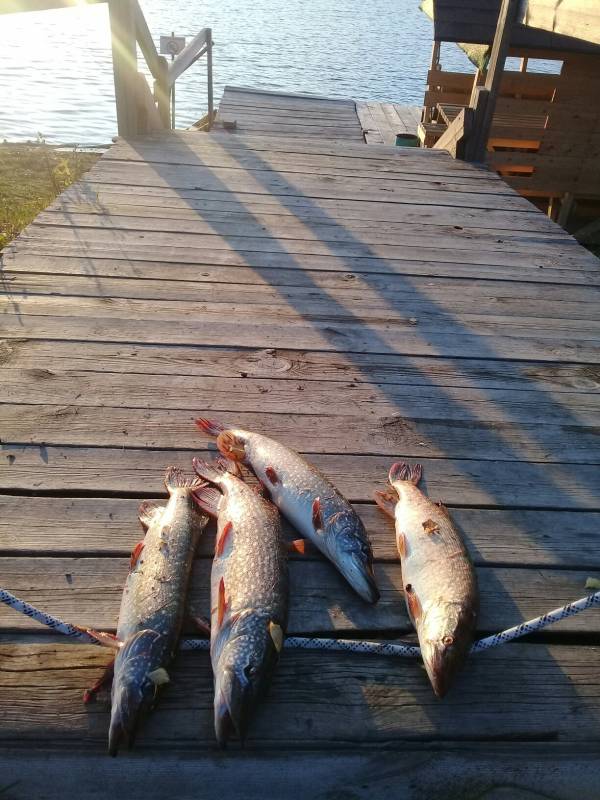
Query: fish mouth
108,680,148,756
214,665,254,747
107,629,162,756
337,552,380,604
421,637,468,698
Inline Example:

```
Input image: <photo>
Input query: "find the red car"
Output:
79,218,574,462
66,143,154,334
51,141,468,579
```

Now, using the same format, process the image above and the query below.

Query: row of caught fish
83,418,478,755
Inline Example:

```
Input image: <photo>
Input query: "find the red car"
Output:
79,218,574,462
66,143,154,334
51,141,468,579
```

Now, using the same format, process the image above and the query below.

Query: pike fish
193,457,289,747
196,418,379,604
106,467,208,755
375,462,478,697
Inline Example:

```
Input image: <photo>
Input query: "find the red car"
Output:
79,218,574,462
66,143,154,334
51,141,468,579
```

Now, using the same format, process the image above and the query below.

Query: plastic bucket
395,133,419,147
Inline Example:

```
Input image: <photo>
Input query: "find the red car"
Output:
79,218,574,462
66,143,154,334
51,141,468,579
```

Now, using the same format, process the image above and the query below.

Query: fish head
212,613,282,746
419,602,475,698
322,510,379,604
216,429,247,463
108,629,164,756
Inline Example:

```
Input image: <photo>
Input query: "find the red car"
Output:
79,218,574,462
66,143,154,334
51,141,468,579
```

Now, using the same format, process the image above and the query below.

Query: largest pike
375,462,478,697
196,418,379,604
107,467,208,755
192,456,288,746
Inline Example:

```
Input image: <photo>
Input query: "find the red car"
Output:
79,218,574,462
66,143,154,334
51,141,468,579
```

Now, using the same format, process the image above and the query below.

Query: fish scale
107,467,208,756
376,461,478,698
196,418,379,604
193,457,288,746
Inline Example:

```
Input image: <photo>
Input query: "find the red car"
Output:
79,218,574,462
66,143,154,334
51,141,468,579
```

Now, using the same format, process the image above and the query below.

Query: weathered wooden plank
107,135,506,179
3,402,598,465
81,159,523,199
52,188,558,231
11,226,594,271
2,368,598,430
1,445,598,508
6,271,598,313
3,746,600,799
31,211,581,257
3,496,599,568
214,110,364,130
3,292,599,343
2,338,597,391
5,270,598,324
6,247,597,286
1,644,600,746
0,556,598,635
2,309,598,362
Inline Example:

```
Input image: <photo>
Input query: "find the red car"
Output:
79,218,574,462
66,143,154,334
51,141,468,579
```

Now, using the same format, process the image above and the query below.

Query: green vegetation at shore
0,142,99,250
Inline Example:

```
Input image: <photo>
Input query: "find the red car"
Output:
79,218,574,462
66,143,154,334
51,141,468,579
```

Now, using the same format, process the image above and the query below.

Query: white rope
2,587,599,656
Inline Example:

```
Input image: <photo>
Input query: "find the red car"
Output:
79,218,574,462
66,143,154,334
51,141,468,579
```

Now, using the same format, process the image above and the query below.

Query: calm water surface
0,0,475,144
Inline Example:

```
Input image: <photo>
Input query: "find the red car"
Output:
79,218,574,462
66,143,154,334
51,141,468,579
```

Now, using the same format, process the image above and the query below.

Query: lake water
0,0,476,145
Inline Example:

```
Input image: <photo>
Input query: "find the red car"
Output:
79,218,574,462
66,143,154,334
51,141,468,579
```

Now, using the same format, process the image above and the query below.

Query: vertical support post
557,192,575,228
107,0,139,137
430,40,441,70
153,56,170,129
466,0,520,161
206,28,214,130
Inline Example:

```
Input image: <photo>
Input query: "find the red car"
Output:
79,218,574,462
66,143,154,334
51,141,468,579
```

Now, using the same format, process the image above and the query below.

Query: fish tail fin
196,417,227,437
389,461,422,486
164,466,206,494
192,455,229,484
192,484,224,517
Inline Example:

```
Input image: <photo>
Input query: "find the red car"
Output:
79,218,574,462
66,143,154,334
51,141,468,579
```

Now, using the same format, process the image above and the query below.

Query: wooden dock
1,86,600,797
213,86,421,146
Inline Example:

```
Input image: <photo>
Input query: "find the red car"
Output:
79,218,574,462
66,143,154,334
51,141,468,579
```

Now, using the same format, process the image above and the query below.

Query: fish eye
442,635,454,646
243,663,258,680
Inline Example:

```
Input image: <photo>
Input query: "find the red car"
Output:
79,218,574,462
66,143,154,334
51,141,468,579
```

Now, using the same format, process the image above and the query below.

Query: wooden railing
108,0,214,137
1,0,214,137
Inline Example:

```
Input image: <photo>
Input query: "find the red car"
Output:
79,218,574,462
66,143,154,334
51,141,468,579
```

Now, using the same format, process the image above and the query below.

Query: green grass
0,141,99,250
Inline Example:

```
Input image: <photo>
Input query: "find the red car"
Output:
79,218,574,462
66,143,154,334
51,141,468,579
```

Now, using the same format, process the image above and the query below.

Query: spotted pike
192,456,288,747
196,418,379,604
374,462,478,697
107,467,208,755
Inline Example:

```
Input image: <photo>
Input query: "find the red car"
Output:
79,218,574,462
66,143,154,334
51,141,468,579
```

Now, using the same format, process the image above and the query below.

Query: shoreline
0,141,99,250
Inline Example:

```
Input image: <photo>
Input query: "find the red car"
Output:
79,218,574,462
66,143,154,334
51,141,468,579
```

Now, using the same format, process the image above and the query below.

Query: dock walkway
1,87,600,797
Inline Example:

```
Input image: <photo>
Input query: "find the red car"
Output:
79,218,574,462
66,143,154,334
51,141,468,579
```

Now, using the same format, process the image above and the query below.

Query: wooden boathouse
419,0,600,231
1,1,600,796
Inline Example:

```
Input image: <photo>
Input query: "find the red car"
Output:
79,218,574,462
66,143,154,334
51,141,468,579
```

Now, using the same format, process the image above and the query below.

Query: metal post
206,28,214,130
170,30,175,129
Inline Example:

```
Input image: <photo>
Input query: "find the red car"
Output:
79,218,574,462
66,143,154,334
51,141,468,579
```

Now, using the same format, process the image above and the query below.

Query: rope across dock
2,587,599,658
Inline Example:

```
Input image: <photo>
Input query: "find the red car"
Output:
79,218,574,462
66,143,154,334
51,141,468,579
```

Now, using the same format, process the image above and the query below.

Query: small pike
375,462,478,697
106,467,208,755
193,457,288,747
196,418,378,604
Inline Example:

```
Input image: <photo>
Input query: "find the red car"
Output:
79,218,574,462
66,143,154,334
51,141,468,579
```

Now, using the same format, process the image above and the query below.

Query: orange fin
374,487,397,519
389,462,422,486
216,520,233,557
77,627,121,650
129,541,145,571
217,577,228,627
404,583,422,624
397,531,408,559
288,538,307,555
312,497,323,531
265,466,279,485
83,658,115,704
422,518,440,535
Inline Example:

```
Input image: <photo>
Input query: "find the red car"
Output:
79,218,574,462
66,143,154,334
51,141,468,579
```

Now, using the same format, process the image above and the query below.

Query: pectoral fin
269,621,284,653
